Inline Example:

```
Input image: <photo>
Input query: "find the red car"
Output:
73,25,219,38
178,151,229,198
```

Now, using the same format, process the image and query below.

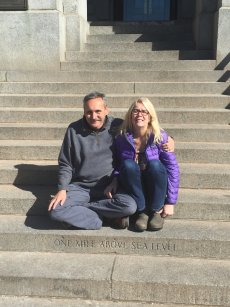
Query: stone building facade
0,0,229,70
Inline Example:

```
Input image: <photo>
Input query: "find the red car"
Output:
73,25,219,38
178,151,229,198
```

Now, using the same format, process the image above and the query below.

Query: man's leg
86,190,137,219
49,184,102,230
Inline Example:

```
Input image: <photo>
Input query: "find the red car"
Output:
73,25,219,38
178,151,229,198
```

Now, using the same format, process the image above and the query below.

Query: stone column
193,0,218,51
63,0,89,52
215,0,230,68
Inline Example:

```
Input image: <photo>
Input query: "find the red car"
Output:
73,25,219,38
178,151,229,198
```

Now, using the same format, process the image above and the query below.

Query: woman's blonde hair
121,97,163,144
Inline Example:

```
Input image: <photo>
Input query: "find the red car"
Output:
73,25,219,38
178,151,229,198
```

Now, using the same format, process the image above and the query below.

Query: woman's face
131,102,150,130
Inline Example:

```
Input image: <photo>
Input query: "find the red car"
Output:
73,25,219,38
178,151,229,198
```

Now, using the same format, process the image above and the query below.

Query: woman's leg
119,159,145,212
142,160,168,231
143,160,168,213
119,159,150,231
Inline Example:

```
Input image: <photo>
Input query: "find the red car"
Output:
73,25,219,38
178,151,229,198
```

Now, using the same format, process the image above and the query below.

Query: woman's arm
159,132,180,205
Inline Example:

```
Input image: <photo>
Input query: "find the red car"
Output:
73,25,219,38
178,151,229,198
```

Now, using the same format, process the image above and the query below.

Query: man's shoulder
63,119,86,138
67,118,84,131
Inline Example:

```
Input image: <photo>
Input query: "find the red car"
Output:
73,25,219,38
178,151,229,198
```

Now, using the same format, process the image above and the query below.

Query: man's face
84,97,109,130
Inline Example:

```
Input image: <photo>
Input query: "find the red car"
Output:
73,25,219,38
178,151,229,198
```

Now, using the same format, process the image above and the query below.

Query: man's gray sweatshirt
57,116,122,191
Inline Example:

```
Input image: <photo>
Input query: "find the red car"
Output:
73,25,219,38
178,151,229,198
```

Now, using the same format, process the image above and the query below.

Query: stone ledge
0,186,230,220
1,296,203,307
0,251,229,305
0,215,229,259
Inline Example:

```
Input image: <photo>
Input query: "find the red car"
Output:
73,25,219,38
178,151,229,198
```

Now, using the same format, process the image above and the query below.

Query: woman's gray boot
148,212,164,231
134,213,149,232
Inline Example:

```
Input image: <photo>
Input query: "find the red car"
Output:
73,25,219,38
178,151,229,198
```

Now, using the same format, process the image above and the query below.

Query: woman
113,97,180,231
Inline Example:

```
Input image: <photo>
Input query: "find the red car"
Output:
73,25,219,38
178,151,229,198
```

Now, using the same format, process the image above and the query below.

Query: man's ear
105,106,109,115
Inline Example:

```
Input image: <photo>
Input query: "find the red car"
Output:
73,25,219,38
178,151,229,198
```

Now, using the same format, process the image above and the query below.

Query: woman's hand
104,178,118,199
161,136,175,152
161,204,174,218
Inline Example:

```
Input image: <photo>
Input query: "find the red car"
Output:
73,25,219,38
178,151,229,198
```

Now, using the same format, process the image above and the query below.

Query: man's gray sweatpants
50,183,137,230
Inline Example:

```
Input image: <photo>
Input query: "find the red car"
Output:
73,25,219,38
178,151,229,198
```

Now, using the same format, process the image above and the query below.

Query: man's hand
161,204,174,218
104,178,118,199
162,136,175,152
48,189,67,211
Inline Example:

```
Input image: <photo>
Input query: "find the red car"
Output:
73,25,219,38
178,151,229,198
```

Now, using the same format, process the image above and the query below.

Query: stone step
166,124,230,142
87,33,193,43
2,81,228,94
0,108,229,124
1,296,201,307
176,188,230,221
0,72,6,81
66,50,214,61
89,23,193,35
0,123,229,142
0,185,54,216
0,140,229,164
0,160,58,185
0,251,229,305
0,215,230,259
181,163,230,189
176,142,230,164
132,82,229,95
0,94,228,109
0,185,229,220
3,70,228,82
0,160,229,189
84,41,195,51
89,21,193,35
61,60,215,71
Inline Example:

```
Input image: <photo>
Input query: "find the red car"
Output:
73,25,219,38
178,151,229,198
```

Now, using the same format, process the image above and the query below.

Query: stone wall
0,0,229,70
0,0,89,71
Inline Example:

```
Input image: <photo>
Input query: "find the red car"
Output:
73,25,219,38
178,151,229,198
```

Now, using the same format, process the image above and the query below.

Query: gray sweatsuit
50,116,137,229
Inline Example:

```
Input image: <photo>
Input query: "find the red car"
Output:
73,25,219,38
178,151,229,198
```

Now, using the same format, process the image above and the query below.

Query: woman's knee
121,159,139,173
147,160,167,175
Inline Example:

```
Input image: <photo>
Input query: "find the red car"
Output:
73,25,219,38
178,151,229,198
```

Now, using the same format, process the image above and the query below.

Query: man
48,91,174,230
48,91,136,229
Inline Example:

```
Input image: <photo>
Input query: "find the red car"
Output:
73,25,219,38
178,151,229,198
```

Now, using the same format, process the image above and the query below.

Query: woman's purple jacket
114,130,180,204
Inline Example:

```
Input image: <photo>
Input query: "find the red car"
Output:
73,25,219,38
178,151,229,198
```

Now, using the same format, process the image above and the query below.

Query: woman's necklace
133,135,148,170
134,135,147,153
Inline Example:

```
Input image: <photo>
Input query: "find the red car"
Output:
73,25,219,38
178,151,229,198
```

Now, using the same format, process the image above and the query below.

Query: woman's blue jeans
119,159,168,213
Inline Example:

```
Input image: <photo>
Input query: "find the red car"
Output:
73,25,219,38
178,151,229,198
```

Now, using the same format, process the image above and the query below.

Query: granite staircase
0,21,229,306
